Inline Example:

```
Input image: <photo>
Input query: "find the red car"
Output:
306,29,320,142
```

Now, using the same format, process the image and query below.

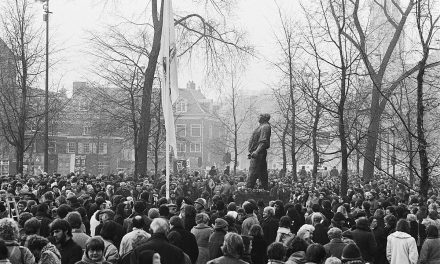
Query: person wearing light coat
387,219,418,264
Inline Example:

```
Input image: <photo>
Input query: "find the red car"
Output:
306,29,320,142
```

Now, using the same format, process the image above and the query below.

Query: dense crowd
0,167,435,264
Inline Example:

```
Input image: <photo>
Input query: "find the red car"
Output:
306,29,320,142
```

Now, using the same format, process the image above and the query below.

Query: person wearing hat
194,198,207,214
341,243,363,264
330,212,348,232
208,218,228,260
342,217,377,263
323,227,347,259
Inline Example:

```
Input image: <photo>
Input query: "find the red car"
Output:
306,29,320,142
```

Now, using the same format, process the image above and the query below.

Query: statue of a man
247,113,271,190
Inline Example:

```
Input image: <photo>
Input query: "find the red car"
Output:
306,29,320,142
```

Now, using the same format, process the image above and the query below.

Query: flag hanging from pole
161,0,179,158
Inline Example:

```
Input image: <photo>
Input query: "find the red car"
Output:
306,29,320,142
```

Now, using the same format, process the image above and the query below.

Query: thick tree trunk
312,105,320,187
137,0,163,177
281,121,288,177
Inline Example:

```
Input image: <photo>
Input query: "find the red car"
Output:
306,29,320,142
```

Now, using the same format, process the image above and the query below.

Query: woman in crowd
386,219,418,264
207,232,249,264
0,218,35,264
418,225,440,264
249,224,267,264
75,237,113,264
191,213,213,264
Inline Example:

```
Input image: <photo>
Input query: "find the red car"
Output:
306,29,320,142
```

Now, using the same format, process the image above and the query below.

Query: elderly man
130,218,185,264
246,113,271,190
260,206,278,245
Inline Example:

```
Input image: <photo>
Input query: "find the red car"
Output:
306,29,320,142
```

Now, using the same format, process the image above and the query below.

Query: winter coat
261,217,279,245
4,240,35,264
323,238,347,259
74,253,112,264
38,243,61,264
386,231,418,264
250,235,267,264
242,214,259,236
343,228,377,262
312,223,329,245
275,227,293,244
209,230,227,260
130,233,185,264
285,251,306,264
98,237,119,264
169,226,199,264
418,237,440,264
191,224,213,264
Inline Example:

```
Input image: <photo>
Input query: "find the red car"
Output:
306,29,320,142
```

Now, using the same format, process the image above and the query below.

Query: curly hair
27,235,49,252
221,232,244,259
0,218,19,241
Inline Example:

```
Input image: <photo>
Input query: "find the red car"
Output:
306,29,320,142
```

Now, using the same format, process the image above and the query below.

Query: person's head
0,239,7,260
195,213,210,225
24,217,41,235
148,208,160,219
100,221,119,241
133,201,147,215
169,216,184,229
325,257,342,264
132,215,145,229
18,212,33,228
0,218,19,241
259,113,270,123
50,219,72,244
85,237,105,262
267,242,286,261
426,225,439,238
249,224,264,238
57,204,72,219
396,219,410,234
243,202,254,215
327,227,342,240
150,218,169,235
341,243,363,263
221,232,244,259
65,211,82,229
279,216,291,228
263,207,275,218
26,235,49,261
297,224,315,242
306,244,326,264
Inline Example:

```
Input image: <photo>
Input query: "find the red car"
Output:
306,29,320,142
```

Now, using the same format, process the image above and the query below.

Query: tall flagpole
165,91,170,200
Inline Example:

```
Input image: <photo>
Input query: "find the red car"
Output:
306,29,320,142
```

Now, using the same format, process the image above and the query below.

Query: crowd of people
0,167,435,264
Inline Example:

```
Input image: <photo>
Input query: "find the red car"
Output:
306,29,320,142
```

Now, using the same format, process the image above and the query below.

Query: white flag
161,0,179,158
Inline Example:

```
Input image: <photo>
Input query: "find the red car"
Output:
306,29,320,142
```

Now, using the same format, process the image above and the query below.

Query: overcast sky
37,0,301,96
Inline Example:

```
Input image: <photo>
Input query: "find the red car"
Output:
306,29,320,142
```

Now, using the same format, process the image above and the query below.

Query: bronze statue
247,113,271,189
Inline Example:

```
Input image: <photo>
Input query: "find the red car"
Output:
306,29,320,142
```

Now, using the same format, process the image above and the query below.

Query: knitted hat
341,243,362,261
214,218,228,229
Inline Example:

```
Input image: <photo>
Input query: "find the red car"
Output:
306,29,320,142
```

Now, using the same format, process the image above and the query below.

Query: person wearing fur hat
75,236,112,264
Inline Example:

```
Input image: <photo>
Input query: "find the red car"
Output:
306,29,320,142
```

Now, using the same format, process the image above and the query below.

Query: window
190,143,201,152
48,141,56,153
83,143,91,154
67,143,76,154
177,142,186,152
191,124,202,137
175,99,187,113
99,142,108,154
176,124,186,137
79,100,88,111
83,125,91,136
98,162,107,174
0,160,9,177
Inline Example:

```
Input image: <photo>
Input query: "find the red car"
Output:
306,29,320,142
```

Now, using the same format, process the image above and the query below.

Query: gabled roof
177,88,212,116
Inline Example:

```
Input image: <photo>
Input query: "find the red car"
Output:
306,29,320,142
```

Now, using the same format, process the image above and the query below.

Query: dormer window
175,99,187,113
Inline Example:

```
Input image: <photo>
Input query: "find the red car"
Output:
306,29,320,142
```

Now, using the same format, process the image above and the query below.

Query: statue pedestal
235,188,272,205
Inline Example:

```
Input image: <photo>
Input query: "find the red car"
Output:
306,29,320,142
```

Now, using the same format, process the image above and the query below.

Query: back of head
341,243,362,262
0,218,19,241
221,232,244,259
148,208,160,219
249,224,264,238
169,216,183,228
26,235,49,252
134,201,147,214
279,216,291,228
396,219,410,234
158,204,169,217
132,215,145,229
100,220,118,240
24,217,41,235
57,204,73,219
243,202,254,214
267,242,286,261
150,218,169,234
427,225,439,238
65,211,82,229
306,244,326,264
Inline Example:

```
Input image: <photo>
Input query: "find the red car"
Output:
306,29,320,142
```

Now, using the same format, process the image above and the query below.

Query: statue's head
259,113,270,123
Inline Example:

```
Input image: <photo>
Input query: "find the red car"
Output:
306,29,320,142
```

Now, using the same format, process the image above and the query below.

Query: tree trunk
362,94,381,182
417,54,429,200
137,0,163,177
281,121,288,177
312,105,320,187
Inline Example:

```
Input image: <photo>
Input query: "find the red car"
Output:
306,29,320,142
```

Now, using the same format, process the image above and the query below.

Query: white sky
36,0,302,96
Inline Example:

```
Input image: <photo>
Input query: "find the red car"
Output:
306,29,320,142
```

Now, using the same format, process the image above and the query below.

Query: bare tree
0,0,46,173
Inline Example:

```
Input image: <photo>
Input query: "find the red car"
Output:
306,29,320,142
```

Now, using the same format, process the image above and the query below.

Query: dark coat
209,230,226,260
250,235,267,264
313,223,330,245
130,233,185,264
372,225,388,264
169,226,199,264
261,216,279,245
59,238,83,264
343,228,377,262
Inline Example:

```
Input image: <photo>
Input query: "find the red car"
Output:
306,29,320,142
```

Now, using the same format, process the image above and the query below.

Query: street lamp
36,0,51,173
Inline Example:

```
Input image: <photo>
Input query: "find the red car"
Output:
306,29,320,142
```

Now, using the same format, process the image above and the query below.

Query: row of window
177,142,201,153
176,124,201,137
67,142,108,154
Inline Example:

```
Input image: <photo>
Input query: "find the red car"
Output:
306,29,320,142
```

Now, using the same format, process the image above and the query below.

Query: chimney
186,81,195,90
